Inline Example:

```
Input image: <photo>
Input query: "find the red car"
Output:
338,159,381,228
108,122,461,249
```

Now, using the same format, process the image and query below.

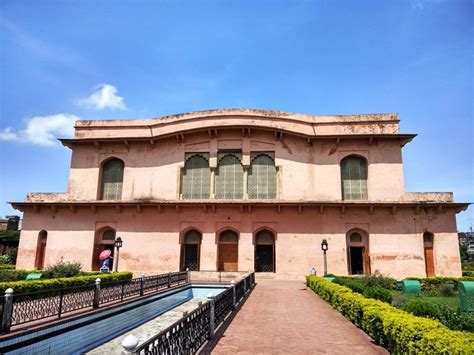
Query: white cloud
0,127,18,141
0,114,79,147
76,84,126,110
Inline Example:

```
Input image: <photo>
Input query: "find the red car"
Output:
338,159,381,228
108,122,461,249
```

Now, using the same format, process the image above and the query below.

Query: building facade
12,109,468,278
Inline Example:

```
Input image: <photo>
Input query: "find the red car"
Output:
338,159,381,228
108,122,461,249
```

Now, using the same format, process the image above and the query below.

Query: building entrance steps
204,280,387,354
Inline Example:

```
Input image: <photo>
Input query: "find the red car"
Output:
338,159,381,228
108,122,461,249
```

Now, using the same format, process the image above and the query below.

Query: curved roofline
75,108,399,128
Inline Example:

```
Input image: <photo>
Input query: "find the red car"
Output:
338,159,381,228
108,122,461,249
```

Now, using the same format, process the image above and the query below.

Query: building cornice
10,200,470,215
60,133,417,149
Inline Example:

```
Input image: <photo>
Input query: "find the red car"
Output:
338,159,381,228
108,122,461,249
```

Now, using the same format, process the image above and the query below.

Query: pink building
11,109,468,278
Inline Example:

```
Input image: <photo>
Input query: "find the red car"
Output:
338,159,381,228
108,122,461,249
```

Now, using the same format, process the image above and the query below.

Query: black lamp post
321,239,329,276
114,237,123,272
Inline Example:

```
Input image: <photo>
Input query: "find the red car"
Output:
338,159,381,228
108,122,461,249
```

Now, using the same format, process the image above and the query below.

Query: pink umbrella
99,250,112,260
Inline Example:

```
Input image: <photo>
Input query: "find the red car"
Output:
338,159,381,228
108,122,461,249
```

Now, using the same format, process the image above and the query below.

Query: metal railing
0,271,188,333
133,272,256,355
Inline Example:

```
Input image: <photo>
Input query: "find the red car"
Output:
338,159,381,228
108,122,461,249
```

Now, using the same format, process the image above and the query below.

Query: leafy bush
363,286,393,304
401,300,441,319
0,272,133,294
0,254,12,264
0,269,31,282
438,305,474,332
463,261,474,271
43,261,82,278
333,278,365,294
361,272,396,290
306,275,474,353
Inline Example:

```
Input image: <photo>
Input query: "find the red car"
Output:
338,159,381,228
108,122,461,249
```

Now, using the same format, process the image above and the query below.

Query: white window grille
248,154,277,199
100,158,124,200
341,156,368,200
215,154,244,199
182,155,211,199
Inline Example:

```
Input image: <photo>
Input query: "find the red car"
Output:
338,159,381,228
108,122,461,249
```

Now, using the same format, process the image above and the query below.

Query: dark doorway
180,230,201,271
35,230,48,270
183,244,199,271
254,229,275,273
255,245,274,272
350,247,364,275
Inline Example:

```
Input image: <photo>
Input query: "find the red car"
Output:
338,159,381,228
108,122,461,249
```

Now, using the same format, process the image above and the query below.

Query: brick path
205,280,387,354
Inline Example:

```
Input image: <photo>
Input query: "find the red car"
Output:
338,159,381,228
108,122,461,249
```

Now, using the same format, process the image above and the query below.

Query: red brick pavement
208,280,387,354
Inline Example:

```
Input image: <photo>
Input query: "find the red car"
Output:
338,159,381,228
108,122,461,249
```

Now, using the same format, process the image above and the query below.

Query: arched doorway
424,232,435,277
254,230,275,272
218,230,238,271
181,230,201,271
92,229,116,271
347,230,370,275
35,230,48,269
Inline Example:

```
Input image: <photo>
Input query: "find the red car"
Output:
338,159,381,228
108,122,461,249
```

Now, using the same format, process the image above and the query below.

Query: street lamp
321,239,328,276
114,237,123,272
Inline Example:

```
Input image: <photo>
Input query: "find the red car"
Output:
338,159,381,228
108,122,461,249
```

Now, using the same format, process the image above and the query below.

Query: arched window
182,155,210,199
215,155,243,199
100,158,124,200
341,156,367,200
181,230,202,271
248,154,277,199
35,230,48,269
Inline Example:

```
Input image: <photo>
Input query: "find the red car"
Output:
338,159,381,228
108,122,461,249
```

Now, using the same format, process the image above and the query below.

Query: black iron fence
133,272,256,355
0,271,188,333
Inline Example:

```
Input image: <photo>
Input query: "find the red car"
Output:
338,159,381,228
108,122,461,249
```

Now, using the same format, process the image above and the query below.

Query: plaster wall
16,205,462,279
66,130,405,202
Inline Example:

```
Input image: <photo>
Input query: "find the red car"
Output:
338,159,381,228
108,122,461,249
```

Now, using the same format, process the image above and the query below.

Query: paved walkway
206,280,387,354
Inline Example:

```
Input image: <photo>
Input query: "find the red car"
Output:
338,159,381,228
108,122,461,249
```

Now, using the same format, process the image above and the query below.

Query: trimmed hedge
0,272,133,294
306,275,474,353
0,265,15,270
406,276,474,293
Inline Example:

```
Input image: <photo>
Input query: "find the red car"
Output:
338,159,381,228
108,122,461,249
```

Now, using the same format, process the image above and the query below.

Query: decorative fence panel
134,302,211,355
213,287,233,327
1,271,190,333
133,272,256,355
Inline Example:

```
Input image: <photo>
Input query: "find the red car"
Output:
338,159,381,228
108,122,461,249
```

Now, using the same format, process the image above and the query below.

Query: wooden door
218,244,238,271
36,240,46,270
424,247,435,277
363,248,371,275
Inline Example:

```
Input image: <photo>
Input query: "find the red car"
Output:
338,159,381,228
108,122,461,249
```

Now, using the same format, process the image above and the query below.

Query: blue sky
0,0,472,230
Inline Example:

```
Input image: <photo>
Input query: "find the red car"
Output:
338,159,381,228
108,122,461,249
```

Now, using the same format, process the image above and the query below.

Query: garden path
204,280,387,354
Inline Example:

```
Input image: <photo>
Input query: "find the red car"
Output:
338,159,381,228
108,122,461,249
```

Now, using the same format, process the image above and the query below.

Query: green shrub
43,261,82,278
363,286,393,304
333,278,365,294
401,300,441,319
0,272,133,294
0,254,12,264
361,273,396,290
0,269,31,282
438,305,474,332
306,275,474,353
